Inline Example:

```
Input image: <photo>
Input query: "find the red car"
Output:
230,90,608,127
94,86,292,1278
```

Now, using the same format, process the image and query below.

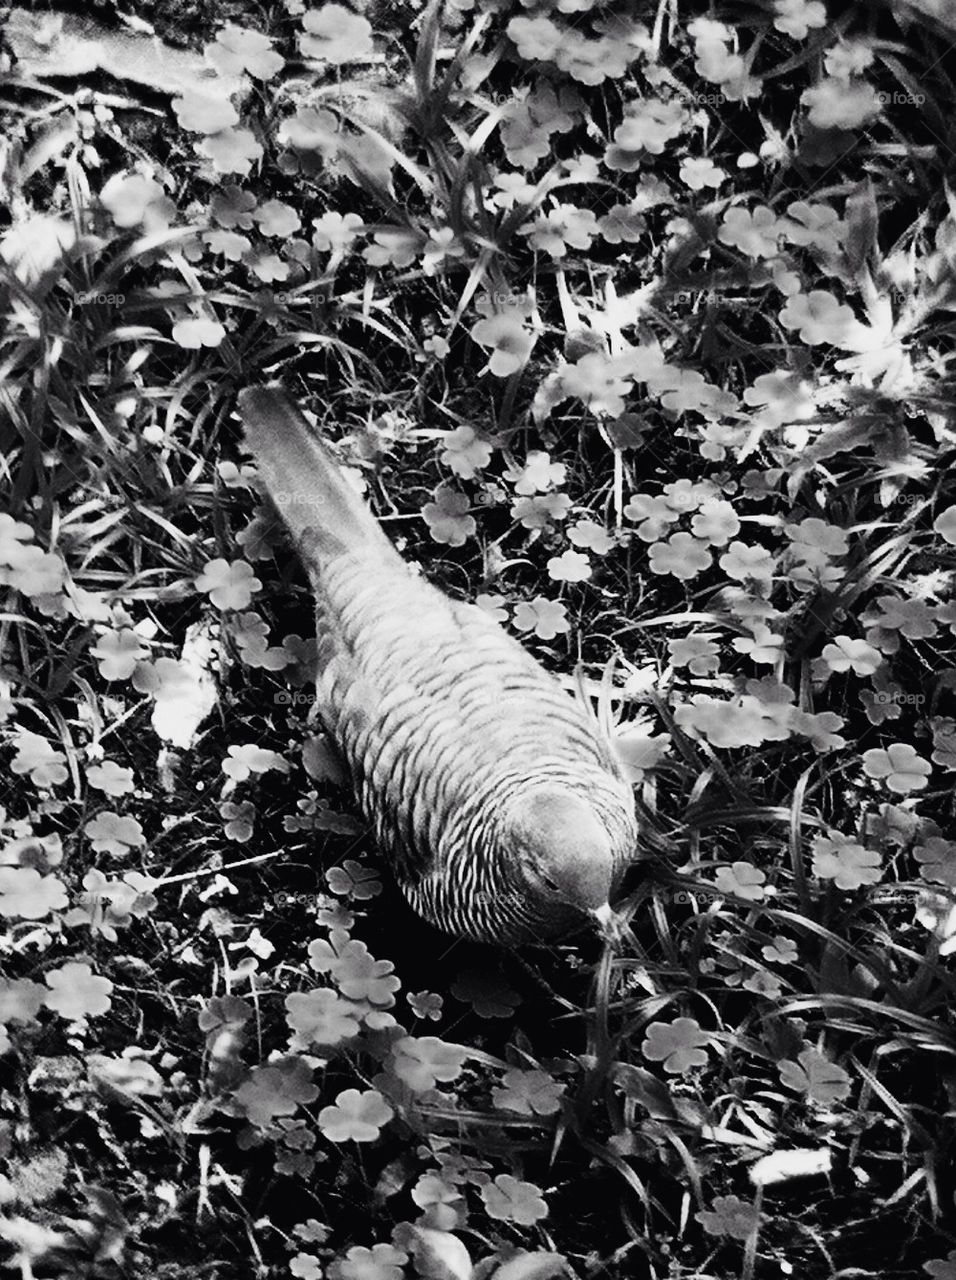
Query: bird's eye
541,873,559,892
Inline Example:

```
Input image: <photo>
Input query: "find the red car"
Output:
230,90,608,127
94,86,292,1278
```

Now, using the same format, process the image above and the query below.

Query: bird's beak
591,900,627,944
592,902,617,931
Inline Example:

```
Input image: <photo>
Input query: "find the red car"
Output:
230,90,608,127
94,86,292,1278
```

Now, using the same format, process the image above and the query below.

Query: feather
239,385,640,943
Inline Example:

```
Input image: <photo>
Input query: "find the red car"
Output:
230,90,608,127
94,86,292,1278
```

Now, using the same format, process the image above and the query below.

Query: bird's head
508,788,622,926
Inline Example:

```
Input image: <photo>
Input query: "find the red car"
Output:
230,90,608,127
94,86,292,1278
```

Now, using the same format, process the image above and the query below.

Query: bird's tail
238,385,392,568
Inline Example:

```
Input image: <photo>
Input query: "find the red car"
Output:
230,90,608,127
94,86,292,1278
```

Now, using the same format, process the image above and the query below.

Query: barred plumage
239,386,639,944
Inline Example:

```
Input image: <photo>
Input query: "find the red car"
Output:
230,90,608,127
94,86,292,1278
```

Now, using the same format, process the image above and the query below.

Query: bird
238,385,640,945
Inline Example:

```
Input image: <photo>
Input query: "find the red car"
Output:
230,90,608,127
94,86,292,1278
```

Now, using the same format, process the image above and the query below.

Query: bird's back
239,387,638,942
